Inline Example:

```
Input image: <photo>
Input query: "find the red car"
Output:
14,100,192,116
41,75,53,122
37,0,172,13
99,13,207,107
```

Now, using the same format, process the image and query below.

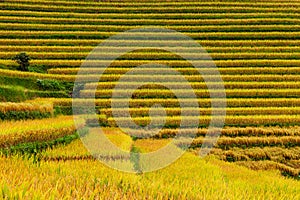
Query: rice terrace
0,0,300,199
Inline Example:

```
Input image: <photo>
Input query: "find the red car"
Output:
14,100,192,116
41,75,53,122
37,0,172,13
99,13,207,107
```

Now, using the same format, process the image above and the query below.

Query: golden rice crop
100,107,300,118
144,126,300,138
3,67,300,83
0,0,300,198
235,160,299,177
0,152,299,199
107,115,300,128
1,15,300,25
40,127,132,159
136,139,300,176
82,88,300,98
0,102,53,114
49,67,300,76
50,97,300,108
2,30,300,40
211,146,300,162
11,59,300,68
2,9,300,20
187,136,300,149
1,39,300,47
76,73,300,82
84,81,300,90
0,116,83,148
3,51,300,60
39,139,90,159
3,23,300,33
5,0,300,7
7,45,300,54
1,45,94,52
0,68,74,82
3,3,300,15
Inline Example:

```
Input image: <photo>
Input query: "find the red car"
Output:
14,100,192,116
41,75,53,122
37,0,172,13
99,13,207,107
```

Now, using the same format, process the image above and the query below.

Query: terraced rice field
0,0,300,199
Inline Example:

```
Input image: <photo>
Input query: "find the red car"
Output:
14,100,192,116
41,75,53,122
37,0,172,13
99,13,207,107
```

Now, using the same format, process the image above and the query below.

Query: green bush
130,146,142,174
28,65,48,73
0,111,52,121
54,106,72,116
0,76,39,90
36,79,65,91
0,85,26,102
26,90,70,98
12,52,30,71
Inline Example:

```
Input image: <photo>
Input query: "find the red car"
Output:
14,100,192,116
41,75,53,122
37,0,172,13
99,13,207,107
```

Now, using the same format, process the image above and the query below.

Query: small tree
12,52,30,71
